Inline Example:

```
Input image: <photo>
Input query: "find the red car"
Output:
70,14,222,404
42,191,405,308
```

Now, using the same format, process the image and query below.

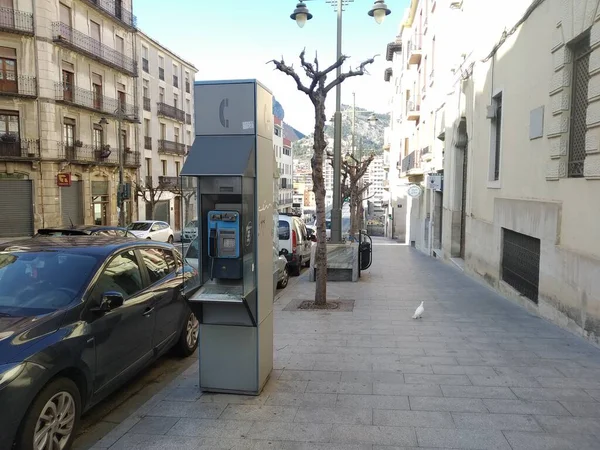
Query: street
72,264,306,450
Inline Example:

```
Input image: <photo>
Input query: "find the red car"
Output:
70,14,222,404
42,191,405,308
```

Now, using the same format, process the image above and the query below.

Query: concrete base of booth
309,243,359,282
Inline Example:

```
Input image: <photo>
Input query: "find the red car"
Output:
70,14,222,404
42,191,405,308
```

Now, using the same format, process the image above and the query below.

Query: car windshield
185,220,198,228
0,252,99,315
128,222,152,231
36,229,88,236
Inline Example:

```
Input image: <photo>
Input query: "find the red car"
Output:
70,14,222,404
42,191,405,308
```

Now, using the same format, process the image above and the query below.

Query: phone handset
209,228,217,280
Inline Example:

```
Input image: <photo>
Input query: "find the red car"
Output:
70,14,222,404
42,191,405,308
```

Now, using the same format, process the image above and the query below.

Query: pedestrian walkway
90,238,600,450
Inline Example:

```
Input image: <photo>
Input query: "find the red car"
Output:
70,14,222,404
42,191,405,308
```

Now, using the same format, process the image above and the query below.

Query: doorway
174,196,181,230
460,143,468,259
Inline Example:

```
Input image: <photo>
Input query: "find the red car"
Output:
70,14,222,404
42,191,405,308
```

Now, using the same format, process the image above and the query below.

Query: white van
278,214,313,276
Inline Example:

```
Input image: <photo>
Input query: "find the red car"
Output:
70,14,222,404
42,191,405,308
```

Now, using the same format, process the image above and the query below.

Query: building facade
0,0,140,239
136,31,197,231
273,116,293,212
386,0,600,344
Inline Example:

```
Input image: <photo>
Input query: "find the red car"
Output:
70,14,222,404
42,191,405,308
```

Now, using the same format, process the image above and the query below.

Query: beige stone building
136,31,197,232
0,0,139,239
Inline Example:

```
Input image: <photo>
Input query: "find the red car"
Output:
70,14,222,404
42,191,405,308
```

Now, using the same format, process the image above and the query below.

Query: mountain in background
292,105,389,160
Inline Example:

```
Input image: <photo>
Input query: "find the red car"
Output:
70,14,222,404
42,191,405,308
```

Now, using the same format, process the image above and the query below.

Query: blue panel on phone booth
207,210,240,259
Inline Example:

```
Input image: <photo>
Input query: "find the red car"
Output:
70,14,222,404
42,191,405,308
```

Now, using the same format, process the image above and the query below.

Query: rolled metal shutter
61,181,84,226
0,180,33,237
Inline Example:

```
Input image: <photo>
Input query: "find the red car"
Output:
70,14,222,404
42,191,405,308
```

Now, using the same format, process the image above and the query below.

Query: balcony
80,0,137,30
144,136,152,150
0,75,37,98
384,67,393,82
0,6,34,35
142,58,149,73
158,67,164,81
157,176,194,190
0,138,39,160
58,142,140,167
158,139,186,156
401,149,424,177
55,83,138,121
386,41,402,62
52,22,137,76
406,100,421,121
157,102,185,122
185,81,191,93
407,39,422,65
186,113,192,125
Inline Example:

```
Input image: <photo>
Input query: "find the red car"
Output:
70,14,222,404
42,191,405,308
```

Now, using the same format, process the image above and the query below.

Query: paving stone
440,385,516,399
127,417,179,435
468,374,540,387
219,405,298,422
510,387,596,402
330,424,417,446
294,407,372,425
371,362,434,373
451,412,542,431
537,377,600,389
404,374,471,386
483,399,571,415
415,428,512,449
166,418,253,438
341,371,405,384
503,431,600,450
107,434,202,450
145,401,226,419
262,380,309,393
246,422,333,443
409,396,487,413
432,365,497,376
198,393,267,405
279,370,342,382
266,392,337,407
374,383,443,397
336,394,410,410
373,409,454,428
305,381,373,395
535,414,600,435
559,401,600,417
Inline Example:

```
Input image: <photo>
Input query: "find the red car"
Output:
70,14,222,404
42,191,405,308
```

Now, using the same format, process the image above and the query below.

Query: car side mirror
310,235,317,242
279,248,288,256
92,291,124,313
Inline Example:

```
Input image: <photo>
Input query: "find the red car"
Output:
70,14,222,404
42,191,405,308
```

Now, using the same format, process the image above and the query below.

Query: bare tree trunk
349,188,359,238
312,96,328,306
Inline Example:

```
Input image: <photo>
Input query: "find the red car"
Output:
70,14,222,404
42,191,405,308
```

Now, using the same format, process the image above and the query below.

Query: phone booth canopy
180,79,274,395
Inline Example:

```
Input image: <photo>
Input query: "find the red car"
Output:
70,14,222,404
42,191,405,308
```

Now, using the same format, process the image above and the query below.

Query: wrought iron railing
0,75,37,97
0,6,34,35
401,149,422,174
52,22,137,76
158,139,186,156
185,81,191,93
143,96,151,111
56,82,138,119
186,113,192,125
144,136,152,149
0,138,39,159
142,58,149,73
157,102,185,122
58,142,140,166
81,0,137,29
158,67,164,80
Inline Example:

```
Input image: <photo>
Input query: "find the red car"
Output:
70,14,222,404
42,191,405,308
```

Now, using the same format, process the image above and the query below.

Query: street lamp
100,108,137,228
291,0,391,243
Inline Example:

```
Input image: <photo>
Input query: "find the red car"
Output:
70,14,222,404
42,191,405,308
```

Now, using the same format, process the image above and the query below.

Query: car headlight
0,363,25,389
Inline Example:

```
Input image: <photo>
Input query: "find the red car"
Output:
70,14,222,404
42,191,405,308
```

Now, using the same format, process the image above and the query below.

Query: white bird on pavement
412,301,424,319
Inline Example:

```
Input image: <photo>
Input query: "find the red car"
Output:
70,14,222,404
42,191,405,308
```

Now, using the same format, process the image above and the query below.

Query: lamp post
290,0,391,243
100,107,137,227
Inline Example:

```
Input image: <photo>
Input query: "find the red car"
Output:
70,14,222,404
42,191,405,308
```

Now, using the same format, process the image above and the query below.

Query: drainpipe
32,0,45,228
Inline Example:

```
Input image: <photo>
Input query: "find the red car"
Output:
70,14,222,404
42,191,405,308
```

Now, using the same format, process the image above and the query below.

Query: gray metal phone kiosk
180,79,274,395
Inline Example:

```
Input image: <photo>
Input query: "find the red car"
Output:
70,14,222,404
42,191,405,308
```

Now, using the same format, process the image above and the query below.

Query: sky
133,0,410,135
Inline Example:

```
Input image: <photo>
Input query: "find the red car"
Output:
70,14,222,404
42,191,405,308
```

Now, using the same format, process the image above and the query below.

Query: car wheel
167,235,174,244
277,266,289,289
17,377,81,450
175,311,199,357
146,237,152,240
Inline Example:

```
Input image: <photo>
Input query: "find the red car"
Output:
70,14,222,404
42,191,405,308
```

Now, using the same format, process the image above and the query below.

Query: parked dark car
34,225,138,238
0,237,198,450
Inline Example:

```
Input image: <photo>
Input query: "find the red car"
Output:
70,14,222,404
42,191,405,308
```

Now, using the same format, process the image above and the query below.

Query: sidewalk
90,238,600,450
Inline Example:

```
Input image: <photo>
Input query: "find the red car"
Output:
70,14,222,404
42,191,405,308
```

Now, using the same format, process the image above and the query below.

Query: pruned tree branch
269,56,312,97
324,55,378,93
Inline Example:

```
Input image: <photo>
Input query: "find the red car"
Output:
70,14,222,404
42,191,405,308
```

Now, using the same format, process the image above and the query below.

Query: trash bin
359,238,372,270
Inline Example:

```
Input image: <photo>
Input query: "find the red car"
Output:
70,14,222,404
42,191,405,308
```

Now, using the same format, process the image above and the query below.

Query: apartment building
0,0,139,239
273,116,293,212
136,31,197,231
364,155,387,218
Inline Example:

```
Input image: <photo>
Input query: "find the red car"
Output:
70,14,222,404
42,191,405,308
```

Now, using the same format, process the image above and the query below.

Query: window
93,124,103,150
115,35,124,55
174,127,179,143
143,79,149,98
63,118,75,147
0,47,17,94
185,71,190,93
59,3,71,26
92,180,109,225
158,56,164,80
91,250,144,300
0,111,19,140
144,119,150,137
568,32,591,178
139,248,171,284
62,61,74,101
161,159,167,176
120,129,127,150
160,123,166,140
173,64,178,88
174,93,178,108
187,130,191,145
278,220,290,240
117,87,126,113
502,228,540,303
92,73,102,110
142,46,149,73
186,99,191,113
175,161,180,176
90,20,101,42
159,86,164,103
274,126,281,137
490,92,502,182
145,157,151,176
